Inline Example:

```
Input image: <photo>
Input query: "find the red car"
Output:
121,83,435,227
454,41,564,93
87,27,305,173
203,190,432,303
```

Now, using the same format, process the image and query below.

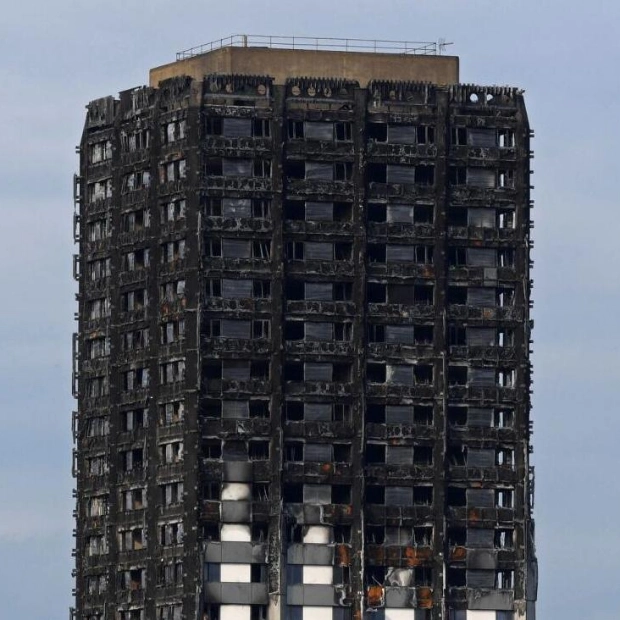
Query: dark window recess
448,406,468,426
287,160,305,179
414,406,433,425
451,127,467,145
335,243,352,260
334,282,352,301
415,166,435,185
334,202,353,221
284,201,305,220
283,484,303,503
447,487,467,507
448,208,468,227
334,162,353,181
448,366,467,386
415,204,434,223
284,321,304,341
448,527,466,547
367,363,386,383
447,287,467,304
366,443,386,463
204,197,223,215
367,245,386,263
249,441,269,460
367,282,387,303
368,164,387,183
335,122,353,141
332,485,351,503
285,280,304,300
449,167,467,185
285,401,304,421
366,404,386,423
368,123,387,142
448,568,467,587
448,247,467,266
366,486,385,504
368,203,386,222
284,362,303,381
449,325,466,346
367,324,385,343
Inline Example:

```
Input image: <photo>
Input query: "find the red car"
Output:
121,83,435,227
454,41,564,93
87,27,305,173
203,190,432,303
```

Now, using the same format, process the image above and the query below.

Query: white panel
221,483,251,501
221,605,251,620
386,610,416,620
303,607,332,620
303,565,333,584
221,563,251,583
221,524,251,542
467,612,496,620
303,526,331,544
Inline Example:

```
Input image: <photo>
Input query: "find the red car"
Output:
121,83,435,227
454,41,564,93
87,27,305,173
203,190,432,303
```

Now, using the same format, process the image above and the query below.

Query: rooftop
150,34,459,87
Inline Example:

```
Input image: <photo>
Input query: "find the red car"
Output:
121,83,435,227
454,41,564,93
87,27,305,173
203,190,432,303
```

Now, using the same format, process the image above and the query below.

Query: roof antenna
438,38,454,55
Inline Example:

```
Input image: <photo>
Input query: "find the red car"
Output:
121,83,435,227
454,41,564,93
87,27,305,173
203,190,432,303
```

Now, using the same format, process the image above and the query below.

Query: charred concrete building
72,35,536,620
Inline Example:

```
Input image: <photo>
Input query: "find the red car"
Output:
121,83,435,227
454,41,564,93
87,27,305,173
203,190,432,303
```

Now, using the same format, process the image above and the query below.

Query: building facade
72,37,536,620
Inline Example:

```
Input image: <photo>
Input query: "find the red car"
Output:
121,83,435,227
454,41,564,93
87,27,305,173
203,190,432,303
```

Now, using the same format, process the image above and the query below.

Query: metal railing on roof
176,34,445,61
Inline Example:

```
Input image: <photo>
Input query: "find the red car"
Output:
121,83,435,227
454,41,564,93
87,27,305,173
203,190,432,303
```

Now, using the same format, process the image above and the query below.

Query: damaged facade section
73,56,535,620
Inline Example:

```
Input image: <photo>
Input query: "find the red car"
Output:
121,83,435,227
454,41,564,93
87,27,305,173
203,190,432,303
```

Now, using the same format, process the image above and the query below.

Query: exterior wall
150,47,459,87
73,68,535,620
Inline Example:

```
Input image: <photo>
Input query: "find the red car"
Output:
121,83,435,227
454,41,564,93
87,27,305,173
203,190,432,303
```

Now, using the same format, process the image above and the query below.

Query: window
161,119,186,144
160,359,185,384
161,279,185,302
119,488,144,512
121,289,147,312
86,218,109,241
159,521,184,546
122,328,149,351
121,128,150,152
161,319,185,344
121,408,146,432
123,367,149,391
86,336,110,359
86,375,108,398
118,526,144,551
161,481,184,506
121,208,150,232
160,441,183,464
161,239,186,263
88,179,112,202
159,159,187,183
88,140,112,164
122,170,151,192
160,401,184,426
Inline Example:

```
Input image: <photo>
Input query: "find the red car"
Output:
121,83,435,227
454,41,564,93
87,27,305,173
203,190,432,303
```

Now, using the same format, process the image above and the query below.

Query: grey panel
387,164,416,184
305,404,332,421
306,162,333,180
467,327,496,346
386,405,414,424
387,365,414,386
468,128,497,147
220,501,251,522
303,485,331,505
385,486,413,506
286,544,334,566
468,408,493,427
385,325,414,344
223,461,252,481
467,167,496,188
468,207,495,228
221,320,251,339
305,242,333,260
469,368,495,387
386,446,414,465
385,587,415,607
305,322,333,342
305,444,332,462
387,125,417,145
467,591,514,611
301,584,336,606
222,361,250,381
222,278,252,299
305,283,332,301
223,118,252,138
221,400,249,419
304,545,334,565
305,122,334,141
467,248,497,267
467,489,494,508
286,585,305,606
220,542,256,563
467,449,495,468
222,198,252,218
467,529,494,548
467,287,496,307
467,549,498,569
222,158,253,177
221,583,268,605
306,201,334,221
386,244,414,262
385,527,412,545
222,239,251,258
467,569,495,589
387,204,415,223
304,363,332,382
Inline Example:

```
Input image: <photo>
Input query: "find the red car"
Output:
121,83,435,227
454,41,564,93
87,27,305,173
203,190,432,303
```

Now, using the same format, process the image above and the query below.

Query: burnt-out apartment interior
72,36,536,620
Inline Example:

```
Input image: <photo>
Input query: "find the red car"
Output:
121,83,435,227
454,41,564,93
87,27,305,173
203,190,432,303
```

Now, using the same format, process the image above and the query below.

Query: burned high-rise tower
72,35,537,620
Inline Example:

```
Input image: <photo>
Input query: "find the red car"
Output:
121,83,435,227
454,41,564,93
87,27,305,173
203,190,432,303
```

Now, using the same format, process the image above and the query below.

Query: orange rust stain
367,585,384,607
450,546,467,561
321,462,333,473
417,587,433,608
404,546,432,566
336,543,351,566
468,508,481,521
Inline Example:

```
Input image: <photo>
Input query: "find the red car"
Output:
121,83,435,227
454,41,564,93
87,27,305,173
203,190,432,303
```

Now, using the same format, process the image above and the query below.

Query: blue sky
1,0,617,618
